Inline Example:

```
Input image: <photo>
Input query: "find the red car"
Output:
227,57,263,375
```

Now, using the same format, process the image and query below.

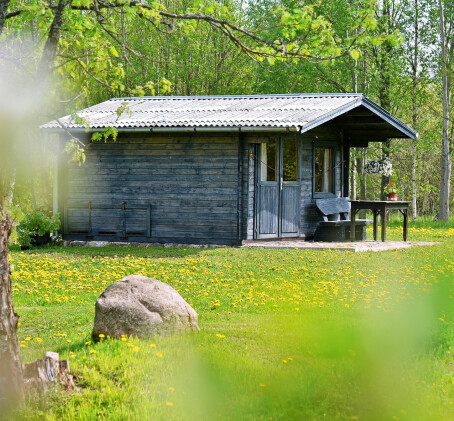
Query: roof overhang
300,97,417,143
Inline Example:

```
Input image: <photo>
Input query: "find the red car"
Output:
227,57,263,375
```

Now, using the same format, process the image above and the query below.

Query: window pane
283,138,298,181
260,141,277,182
315,148,333,192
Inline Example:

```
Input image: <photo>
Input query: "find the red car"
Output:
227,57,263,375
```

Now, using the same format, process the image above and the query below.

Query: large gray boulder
92,275,199,341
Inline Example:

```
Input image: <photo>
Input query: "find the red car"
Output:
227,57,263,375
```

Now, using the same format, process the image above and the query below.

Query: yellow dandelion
216,333,226,339
132,346,140,353
99,334,105,339
151,343,156,348
156,351,163,358
89,349,96,354
67,339,72,344
166,402,173,407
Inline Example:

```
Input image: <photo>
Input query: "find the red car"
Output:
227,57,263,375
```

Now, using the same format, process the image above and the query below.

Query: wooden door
256,138,300,239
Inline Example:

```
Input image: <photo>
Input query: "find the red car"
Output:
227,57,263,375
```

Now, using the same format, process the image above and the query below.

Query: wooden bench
313,198,372,242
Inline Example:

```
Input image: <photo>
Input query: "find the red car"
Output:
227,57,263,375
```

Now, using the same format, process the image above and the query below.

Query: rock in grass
92,275,199,341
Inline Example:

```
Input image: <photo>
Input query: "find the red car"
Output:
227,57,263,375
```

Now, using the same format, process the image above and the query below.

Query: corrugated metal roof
41,93,416,138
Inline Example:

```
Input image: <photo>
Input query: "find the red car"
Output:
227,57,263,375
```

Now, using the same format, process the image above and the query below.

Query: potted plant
383,182,398,201
16,211,61,250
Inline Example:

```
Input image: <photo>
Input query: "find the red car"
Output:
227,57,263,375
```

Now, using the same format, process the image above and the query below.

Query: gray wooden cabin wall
61,133,241,245
59,126,345,245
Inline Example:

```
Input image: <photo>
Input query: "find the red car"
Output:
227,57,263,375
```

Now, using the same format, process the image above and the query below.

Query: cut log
22,352,77,395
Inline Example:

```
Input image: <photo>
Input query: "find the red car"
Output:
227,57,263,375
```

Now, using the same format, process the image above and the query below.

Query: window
282,138,298,181
314,147,333,193
260,141,277,182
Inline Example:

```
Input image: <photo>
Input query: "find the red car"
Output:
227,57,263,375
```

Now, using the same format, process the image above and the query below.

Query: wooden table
350,200,410,242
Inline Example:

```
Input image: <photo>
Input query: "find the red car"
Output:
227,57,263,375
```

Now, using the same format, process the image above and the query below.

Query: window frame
313,142,337,199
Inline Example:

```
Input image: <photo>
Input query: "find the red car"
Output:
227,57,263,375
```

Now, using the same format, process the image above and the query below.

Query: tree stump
22,352,77,395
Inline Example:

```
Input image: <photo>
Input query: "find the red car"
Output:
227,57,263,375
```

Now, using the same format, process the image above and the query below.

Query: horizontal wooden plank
89,143,238,152
62,234,239,245
151,229,237,239
107,136,238,145
86,149,237,158
68,187,237,196
68,167,237,176
66,199,237,208
67,180,238,189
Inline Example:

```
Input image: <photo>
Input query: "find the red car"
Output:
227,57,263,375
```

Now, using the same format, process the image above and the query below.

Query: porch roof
42,93,417,142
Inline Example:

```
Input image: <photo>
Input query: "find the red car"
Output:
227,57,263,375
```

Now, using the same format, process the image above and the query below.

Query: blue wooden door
256,138,300,239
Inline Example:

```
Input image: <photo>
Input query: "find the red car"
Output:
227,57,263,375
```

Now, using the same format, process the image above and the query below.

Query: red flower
389,182,394,186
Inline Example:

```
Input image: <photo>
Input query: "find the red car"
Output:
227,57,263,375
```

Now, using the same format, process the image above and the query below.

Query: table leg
373,210,378,241
350,208,356,242
381,209,386,242
403,209,408,241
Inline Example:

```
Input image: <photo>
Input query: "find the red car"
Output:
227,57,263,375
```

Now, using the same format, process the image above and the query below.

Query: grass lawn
7,222,454,420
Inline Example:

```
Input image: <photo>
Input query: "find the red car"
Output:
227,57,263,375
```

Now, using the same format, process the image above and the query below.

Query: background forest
1,0,453,225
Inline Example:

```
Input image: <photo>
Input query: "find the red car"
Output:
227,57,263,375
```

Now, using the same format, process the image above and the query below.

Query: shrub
16,211,61,248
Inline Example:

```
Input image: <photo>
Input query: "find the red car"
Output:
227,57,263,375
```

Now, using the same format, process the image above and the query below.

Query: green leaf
349,49,360,60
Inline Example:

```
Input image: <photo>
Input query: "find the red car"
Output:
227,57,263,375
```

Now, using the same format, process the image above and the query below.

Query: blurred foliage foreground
6,224,454,420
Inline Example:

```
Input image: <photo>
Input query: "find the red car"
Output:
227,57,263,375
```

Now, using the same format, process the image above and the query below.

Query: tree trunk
0,207,24,412
437,0,452,221
0,0,11,35
411,0,419,222
36,0,73,80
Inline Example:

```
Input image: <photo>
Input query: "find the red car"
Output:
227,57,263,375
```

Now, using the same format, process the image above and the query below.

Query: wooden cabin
42,94,416,245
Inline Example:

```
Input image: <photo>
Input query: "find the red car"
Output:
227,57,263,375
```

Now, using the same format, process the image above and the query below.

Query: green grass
7,224,454,420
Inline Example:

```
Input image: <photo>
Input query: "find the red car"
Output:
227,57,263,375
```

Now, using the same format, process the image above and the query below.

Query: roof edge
300,94,417,139
361,97,417,139
108,93,364,101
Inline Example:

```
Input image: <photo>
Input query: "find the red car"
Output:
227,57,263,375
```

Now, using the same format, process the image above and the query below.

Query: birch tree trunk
437,0,452,221
411,0,419,222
